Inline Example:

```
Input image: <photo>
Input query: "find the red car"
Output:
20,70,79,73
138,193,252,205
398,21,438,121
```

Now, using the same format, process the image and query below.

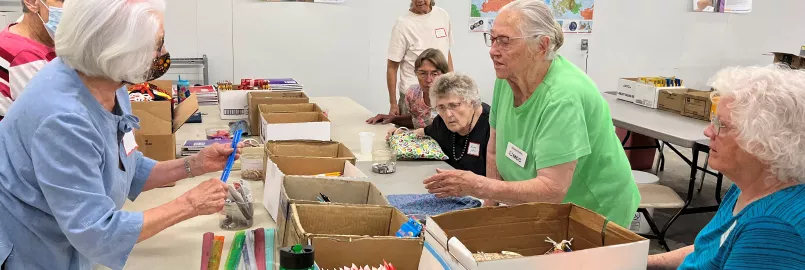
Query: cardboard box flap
283,176,389,205
266,140,341,157
295,204,398,236
270,156,349,175
131,101,173,135
150,80,174,93
259,103,322,114
263,112,330,124
313,238,423,270
172,93,199,133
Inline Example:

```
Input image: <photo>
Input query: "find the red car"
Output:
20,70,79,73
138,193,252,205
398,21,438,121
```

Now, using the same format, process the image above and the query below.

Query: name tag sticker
435,28,447,38
505,142,527,168
123,131,138,156
467,142,481,156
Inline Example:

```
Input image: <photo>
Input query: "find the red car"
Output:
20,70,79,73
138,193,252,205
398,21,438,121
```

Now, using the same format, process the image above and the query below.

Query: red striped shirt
0,23,56,118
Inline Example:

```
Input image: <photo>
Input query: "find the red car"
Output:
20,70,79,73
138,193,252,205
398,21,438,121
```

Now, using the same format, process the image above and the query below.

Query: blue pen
220,129,242,183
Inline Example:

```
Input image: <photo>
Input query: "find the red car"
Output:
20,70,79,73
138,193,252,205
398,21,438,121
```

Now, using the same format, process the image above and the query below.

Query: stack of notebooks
190,85,219,105
266,78,303,91
181,139,231,157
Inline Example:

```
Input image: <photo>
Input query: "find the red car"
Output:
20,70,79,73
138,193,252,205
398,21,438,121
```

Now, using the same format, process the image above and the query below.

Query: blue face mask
36,0,63,41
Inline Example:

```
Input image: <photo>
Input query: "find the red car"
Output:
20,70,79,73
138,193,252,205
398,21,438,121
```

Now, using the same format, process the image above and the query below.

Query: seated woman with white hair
648,65,805,269
389,72,491,176
0,1,241,269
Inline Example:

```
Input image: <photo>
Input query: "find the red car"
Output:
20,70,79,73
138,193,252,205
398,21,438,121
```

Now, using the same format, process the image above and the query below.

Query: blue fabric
0,58,157,270
679,184,805,270
387,194,482,220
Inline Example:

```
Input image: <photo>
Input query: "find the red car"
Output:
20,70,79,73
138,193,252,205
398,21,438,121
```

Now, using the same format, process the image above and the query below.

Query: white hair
710,65,805,183
430,72,482,106
501,0,564,60
56,0,165,83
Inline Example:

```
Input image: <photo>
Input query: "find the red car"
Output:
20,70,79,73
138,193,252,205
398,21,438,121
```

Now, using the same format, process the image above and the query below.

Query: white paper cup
359,132,375,156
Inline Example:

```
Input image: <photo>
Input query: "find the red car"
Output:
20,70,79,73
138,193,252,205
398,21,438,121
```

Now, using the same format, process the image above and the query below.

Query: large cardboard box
262,156,366,225
258,103,322,114
264,140,356,164
218,90,307,120
419,203,649,270
286,204,423,270
634,84,686,109
131,82,198,161
657,88,688,114
682,90,713,121
616,78,639,103
771,52,805,69
260,111,330,142
247,92,309,135
275,176,389,247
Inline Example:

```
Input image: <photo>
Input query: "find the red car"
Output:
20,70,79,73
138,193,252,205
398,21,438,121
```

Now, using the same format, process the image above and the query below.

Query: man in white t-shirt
384,0,453,116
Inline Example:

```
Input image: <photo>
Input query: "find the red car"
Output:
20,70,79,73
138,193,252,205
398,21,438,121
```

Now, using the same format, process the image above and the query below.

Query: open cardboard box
682,90,713,121
131,80,199,162
274,176,390,247
657,88,688,114
247,92,309,135
218,89,307,121
258,103,322,114
287,204,423,270
771,52,805,69
260,111,330,142
419,203,649,270
264,140,356,164
634,84,686,109
262,156,366,225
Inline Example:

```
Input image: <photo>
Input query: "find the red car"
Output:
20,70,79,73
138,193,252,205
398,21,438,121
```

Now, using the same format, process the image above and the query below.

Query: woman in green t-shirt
423,0,640,227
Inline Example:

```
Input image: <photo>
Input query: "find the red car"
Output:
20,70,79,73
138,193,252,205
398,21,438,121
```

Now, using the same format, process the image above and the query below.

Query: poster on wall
469,0,594,33
693,0,752,13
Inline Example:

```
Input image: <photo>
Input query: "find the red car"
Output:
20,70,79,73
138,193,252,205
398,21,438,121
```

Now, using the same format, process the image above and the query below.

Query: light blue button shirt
0,58,157,270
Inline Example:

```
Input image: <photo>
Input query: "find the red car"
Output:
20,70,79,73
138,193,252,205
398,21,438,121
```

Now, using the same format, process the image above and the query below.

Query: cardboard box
682,90,713,121
286,204,423,270
218,90,307,120
616,78,638,103
771,52,805,69
275,176,390,247
262,156,366,225
634,84,686,109
657,88,687,114
131,86,199,161
260,112,330,142
419,203,649,270
264,140,356,164
247,92,309,135
258,103,322,114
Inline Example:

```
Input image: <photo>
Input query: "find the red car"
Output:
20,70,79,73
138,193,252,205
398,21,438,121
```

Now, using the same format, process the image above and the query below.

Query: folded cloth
387,194,482,220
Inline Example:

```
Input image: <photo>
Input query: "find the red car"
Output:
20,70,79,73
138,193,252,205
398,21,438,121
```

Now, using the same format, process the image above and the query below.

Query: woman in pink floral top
367,48,449,128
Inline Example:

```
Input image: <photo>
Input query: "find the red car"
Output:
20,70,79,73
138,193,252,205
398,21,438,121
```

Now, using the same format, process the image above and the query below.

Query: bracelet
184,157,194,178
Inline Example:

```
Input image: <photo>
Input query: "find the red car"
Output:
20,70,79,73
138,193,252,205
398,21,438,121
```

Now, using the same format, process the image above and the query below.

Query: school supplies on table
220,129,243,183
209,236,225,270
544,237,574,254
265,228,276,267
395,218,423,238
254,228,267,270
201,232,214,270
280,245,316,270
316,193,331,203
225,231,246,270
221,181,254,230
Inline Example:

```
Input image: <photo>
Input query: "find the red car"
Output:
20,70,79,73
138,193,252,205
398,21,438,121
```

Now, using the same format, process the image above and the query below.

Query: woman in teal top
423,0,639,227
648,66,805,269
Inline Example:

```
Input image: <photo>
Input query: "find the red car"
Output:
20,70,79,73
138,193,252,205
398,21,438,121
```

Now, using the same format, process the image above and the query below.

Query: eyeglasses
712,115,728,136
416,70,442,79
435,101,465,113
484,33,538,49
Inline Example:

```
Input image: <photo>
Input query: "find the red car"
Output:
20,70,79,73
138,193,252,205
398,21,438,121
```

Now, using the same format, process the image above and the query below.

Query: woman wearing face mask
423,0,639,228
388,73,491,176
0,1,240,269
0,0,63,121
368,48,449,128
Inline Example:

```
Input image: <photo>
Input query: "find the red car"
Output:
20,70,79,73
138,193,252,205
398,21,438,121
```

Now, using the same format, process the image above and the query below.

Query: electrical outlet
581,39,589,51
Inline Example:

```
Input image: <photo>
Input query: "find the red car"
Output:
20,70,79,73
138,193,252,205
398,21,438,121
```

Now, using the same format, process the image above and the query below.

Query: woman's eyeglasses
435,101,465,113
416,70,442,79
712,115,728,136
484,33,538,48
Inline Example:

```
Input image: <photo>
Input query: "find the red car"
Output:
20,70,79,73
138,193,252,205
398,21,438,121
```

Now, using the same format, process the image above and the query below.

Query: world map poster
469,0,594,33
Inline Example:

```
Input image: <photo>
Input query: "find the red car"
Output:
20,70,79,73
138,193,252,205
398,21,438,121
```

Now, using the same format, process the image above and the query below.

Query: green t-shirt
489,55,640,227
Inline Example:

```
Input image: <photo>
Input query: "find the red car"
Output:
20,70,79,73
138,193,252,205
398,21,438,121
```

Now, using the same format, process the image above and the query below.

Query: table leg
715,173,724,204
621,130,631,146
659,144,699,242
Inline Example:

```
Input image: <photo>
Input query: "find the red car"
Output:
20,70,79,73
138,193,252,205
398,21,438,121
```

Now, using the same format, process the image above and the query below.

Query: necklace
452,108,477,161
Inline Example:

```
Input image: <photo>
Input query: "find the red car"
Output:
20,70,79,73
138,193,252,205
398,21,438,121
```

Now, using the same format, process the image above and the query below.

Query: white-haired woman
423,0,639,228
648,65,805,269
0,1,240,269
389,73,491,176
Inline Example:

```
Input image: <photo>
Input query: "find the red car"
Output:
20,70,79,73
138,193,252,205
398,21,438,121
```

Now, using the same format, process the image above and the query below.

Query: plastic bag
388,131,448,161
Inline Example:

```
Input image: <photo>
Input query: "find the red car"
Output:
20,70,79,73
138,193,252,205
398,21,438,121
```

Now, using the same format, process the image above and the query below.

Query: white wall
163,0,805,114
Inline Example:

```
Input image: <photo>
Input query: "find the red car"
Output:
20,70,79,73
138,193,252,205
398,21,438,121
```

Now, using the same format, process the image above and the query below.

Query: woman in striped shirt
648,65,805,269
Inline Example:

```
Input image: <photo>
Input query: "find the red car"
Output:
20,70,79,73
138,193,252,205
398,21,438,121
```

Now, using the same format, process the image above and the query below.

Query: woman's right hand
181,178,227,216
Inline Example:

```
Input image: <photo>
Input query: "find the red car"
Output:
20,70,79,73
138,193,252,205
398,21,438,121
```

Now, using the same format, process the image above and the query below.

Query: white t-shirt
387,6,453,96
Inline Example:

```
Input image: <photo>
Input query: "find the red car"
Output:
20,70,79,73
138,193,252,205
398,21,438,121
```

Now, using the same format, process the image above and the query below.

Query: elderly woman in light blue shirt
0,1,240,269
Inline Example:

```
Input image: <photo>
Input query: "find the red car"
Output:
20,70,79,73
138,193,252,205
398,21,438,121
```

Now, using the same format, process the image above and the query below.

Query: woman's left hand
423,168,483,198
195,142,244,174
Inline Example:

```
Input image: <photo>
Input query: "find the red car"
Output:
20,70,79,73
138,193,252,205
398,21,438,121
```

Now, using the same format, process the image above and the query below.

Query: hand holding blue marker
220,129,243,184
